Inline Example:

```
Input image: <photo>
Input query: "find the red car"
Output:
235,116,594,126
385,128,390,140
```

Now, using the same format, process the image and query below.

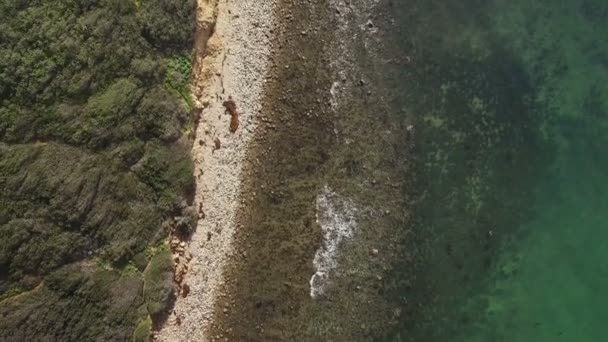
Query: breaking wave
310,185,358,299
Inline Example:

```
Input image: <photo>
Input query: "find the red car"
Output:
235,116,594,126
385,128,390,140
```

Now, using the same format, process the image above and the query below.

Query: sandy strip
155,0,276,341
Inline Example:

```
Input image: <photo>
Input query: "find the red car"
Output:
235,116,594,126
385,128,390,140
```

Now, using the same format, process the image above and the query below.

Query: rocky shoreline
159,0,418,340
206,0,415,340
155,0,277,340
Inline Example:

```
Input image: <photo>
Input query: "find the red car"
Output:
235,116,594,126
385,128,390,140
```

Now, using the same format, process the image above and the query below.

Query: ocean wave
310,186,358,299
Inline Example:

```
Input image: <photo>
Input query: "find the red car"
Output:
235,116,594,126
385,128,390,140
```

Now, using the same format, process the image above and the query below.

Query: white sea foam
329,81,340,109
309,186,358,299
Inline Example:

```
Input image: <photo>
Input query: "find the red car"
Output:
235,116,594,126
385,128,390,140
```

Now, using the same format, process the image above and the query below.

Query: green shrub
143,249,174,317
132,316,152,342
0,0,195,339
175,206,198,237
138,0,196,49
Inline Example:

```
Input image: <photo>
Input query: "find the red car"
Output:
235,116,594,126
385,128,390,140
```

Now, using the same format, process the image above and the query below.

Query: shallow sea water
212,0,608,340
383,0,608,341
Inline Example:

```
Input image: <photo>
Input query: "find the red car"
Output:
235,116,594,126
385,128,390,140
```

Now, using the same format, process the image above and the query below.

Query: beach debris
198,202,206,219
213,137,221,152
222,95,240,132
174,260,189,284
181,284,191,298
193,107,203,124
167,215,194,289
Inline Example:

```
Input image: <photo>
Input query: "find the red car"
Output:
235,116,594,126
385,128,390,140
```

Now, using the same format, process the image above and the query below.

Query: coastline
162,0,608,341
208,0,415,340
155,0,277,340
159,0,426,340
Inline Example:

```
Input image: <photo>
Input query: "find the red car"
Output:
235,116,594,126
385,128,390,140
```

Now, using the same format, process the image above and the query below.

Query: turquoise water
383,0,608,340
210,1,608,339
456,126,608,341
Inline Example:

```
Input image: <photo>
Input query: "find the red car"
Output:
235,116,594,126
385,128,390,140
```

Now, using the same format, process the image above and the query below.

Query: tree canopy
0,0,196,340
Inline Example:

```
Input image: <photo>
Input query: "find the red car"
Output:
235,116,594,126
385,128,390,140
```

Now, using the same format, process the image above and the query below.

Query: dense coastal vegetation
0,0,195,340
